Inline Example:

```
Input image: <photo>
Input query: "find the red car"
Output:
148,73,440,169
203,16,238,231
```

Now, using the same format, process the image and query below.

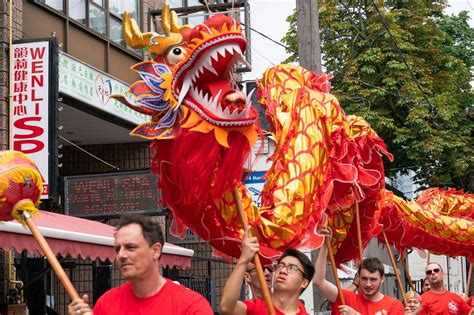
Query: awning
0,211,193,269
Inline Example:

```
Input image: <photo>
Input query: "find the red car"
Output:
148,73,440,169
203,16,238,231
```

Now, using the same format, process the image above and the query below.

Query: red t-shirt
331,289,404,315
93,279,213,315
421,290,471,315
243,298,307,315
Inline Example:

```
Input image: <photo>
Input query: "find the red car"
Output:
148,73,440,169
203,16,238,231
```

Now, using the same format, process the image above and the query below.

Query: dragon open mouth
172,22,258,127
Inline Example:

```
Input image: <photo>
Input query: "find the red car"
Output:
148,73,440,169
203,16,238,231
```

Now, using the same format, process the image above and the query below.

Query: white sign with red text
10,41,50,198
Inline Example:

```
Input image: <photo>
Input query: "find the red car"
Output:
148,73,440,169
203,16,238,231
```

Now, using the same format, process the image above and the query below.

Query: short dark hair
116,216,165,247
358,257,385,277
426,262,443,272
278,249,315,281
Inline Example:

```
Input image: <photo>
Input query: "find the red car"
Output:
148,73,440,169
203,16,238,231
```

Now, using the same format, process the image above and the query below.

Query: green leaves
282,0,473,190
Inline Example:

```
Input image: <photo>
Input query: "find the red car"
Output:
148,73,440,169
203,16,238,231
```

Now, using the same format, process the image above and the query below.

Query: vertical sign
10,39,58,199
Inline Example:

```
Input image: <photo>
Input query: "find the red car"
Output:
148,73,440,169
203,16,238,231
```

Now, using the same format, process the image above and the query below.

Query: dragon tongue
221,90,246,112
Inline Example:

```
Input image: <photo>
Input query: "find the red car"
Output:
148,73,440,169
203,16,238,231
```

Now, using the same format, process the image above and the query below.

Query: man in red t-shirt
68,216,213,315
421,262,471,315
244,262,273,300
314,236,404,315
220,229,313,315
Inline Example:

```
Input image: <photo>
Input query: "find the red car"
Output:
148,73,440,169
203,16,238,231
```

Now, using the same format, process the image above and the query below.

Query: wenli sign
9,38,59,199
64,171,163,218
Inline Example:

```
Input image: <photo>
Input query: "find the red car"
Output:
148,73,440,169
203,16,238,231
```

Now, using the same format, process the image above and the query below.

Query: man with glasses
244,263,273,300
220,230,314,314
421,262,471,314
314,238,404,315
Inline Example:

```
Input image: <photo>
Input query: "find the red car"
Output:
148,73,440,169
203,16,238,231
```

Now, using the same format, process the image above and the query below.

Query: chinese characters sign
10,40,52,198
58,53,148,125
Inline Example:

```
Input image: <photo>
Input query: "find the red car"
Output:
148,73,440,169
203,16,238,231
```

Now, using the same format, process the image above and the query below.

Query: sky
242,0,473,81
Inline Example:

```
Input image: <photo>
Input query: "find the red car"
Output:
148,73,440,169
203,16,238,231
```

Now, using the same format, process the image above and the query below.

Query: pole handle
382,230,407,306
233,188,275,315
22,211,80,300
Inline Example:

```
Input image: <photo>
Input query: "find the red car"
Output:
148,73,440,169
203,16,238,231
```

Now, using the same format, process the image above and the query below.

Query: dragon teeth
175,77,192,111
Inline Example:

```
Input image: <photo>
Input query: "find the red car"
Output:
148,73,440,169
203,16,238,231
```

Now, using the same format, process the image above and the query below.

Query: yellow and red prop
0,150,80,300
116,7,473,268
379,188,474,262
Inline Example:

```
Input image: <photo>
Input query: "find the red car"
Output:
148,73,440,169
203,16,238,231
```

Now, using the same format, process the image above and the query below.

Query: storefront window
89,4,106,35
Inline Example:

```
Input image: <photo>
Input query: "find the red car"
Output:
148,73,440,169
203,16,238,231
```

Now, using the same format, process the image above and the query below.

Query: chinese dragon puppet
113,6,473,263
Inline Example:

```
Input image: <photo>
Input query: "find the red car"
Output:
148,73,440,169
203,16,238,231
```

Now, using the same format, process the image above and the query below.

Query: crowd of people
68,216,473,315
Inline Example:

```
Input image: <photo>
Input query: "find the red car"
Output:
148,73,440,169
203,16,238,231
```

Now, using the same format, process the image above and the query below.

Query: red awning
0,211,193,269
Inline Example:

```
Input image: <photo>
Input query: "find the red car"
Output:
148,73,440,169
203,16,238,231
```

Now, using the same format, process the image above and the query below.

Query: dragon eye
166,46,187,64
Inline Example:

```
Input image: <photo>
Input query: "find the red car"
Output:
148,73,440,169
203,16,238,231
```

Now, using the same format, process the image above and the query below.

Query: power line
371,1,438,115
59,136,120,171
243,24,420,106
465,0,474,10
241,22,295,53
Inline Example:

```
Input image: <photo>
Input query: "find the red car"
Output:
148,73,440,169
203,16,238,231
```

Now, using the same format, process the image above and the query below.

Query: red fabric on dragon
378,189,474,262
113,7,394,261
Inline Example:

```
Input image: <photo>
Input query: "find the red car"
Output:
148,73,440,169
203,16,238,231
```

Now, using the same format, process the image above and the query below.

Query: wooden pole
233,188,275,315
467,263,472,296
355,203,363,260
21,211,80,300
401,257,416,291
325,238,346,305
382,231,407,306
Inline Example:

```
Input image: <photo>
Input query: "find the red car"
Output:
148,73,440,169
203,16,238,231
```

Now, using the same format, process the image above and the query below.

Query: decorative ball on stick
0,150,42,222
0,150,80,300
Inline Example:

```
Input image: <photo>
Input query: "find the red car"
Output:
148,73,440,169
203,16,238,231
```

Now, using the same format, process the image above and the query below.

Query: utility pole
296,0,322,73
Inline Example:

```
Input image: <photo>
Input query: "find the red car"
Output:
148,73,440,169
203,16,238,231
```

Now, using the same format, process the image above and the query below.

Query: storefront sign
58,52,148,125
10,39,58,199
64,171,163,218
244,171,266,208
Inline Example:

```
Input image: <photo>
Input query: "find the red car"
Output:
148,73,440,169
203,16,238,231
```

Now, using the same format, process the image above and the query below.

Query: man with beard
421,262,471,315
314,239,404,315
220,230,314,315
68,216,213,315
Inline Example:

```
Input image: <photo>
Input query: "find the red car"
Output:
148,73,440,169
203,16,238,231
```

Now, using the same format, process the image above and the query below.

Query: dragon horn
162,4,171,36
123,11,155,49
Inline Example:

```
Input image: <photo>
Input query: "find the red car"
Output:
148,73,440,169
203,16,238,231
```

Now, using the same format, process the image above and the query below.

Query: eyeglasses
246,267,272,273
274,263,306,277
426,268,441,275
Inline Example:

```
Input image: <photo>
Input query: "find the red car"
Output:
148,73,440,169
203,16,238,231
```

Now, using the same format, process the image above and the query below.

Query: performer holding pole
232,188,275,315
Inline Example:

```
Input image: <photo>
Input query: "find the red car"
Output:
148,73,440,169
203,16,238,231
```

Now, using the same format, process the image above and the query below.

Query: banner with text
10,40,57,199
58,52,148,125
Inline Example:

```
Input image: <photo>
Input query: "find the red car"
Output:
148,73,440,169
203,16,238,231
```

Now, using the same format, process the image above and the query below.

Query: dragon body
379,188,474,261
114,7,473,262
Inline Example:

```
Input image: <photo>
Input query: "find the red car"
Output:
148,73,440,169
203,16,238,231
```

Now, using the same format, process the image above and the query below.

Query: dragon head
119,6,258,141
172,14,257,127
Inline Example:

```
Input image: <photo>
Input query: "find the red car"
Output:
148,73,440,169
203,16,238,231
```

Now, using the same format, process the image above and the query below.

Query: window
42,0,64,12
69,0,86,24
35,0,140,53
89,4,106,34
